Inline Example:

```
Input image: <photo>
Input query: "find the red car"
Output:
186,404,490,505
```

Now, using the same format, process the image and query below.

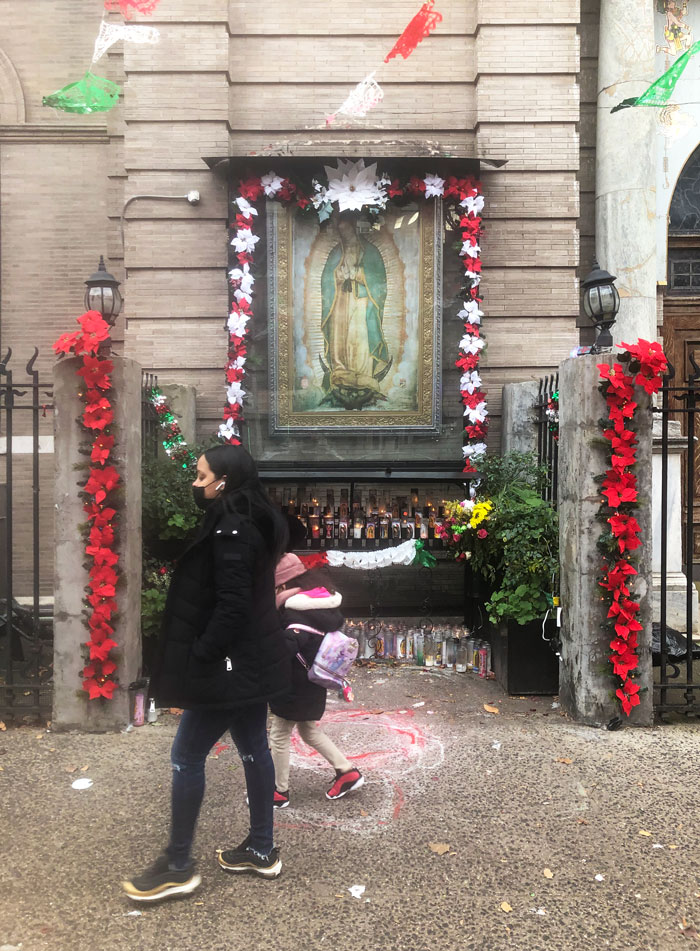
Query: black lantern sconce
581,259,620,353
84,256,123,326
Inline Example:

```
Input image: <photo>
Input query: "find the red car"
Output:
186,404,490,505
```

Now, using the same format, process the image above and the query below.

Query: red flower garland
225,171,487,476
53,312,120,700
597,339,667,716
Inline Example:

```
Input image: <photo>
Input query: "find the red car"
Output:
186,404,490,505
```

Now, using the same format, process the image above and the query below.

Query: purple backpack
293,626,358,692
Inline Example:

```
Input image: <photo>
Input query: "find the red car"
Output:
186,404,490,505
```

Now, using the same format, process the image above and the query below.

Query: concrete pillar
652,416,698,632
501,381,540,456
53,355,142,731
160,383,197,451
596,0,657,345
558,353,653,726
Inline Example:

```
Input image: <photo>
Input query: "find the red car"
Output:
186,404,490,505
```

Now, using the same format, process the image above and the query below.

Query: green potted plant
439,452,560,694
140,455,201,673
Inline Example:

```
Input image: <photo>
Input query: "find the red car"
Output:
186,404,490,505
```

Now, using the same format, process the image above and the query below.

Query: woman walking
122,445,290,903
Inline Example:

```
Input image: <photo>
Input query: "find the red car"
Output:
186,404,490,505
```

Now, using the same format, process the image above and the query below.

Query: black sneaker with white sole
217,839,282,878
121,853,201,902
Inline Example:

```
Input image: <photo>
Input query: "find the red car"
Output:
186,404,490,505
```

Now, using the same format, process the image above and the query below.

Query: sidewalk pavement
1,665,699,951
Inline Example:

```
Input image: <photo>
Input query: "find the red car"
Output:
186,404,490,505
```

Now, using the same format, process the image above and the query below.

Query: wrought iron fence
0,349,54,720
141,372,160,463
653,358,700,717
534,373,559,506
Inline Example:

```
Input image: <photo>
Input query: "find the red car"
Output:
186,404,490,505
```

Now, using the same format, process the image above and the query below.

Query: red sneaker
326,768,364,800
273,790,290,809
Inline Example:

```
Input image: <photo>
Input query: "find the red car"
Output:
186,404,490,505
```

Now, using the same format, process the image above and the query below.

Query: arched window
668,143,700,295
0,47,25,126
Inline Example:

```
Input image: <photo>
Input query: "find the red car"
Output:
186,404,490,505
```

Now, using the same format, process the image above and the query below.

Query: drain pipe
120,190,201,261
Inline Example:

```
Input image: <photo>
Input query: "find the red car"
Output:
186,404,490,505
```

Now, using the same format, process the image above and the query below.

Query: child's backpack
293,626,358,699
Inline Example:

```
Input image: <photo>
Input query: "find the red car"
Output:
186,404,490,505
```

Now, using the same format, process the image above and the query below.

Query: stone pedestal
558,353,653,726
53,355,143,732
501,381,540,456
652,416,698,633
596,0,657,345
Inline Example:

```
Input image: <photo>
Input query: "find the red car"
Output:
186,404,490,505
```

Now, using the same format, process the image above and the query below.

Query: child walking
270,553,363,806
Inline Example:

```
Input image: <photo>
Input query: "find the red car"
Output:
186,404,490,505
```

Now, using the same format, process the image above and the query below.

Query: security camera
186,190,201,205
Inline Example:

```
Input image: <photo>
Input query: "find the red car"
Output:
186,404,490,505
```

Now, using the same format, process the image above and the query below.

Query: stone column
652,416,699,632
501,381,540,456
558,353,653,726
596,0,657,345
53,355,142,732
160,383,197,451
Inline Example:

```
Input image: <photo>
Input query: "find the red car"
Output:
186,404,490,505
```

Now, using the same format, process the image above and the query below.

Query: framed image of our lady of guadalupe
268,199,443,434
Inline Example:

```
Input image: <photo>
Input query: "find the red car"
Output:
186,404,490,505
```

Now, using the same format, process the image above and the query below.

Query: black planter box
489,619,560,696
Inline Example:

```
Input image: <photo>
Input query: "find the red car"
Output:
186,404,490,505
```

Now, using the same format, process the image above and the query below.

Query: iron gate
142,372,160,464
653,357,700,716
0,349,54,720
534,373,559,506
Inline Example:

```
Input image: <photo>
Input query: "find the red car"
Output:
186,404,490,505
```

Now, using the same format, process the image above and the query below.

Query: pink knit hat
275,552,306,588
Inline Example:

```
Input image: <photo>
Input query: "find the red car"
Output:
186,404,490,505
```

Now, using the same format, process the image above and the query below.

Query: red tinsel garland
53,312,120,700
384,0,443,63
597,339,668,716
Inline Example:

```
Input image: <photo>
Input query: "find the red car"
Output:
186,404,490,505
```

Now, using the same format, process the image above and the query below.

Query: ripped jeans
166,703,274,867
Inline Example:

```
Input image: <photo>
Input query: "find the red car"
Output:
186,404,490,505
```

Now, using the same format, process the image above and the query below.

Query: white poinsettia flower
311,182,329,209
235,196,258,218
460,370,482,393
227,311,250,336
218,418,240,440
229,263,255,295
463,442,487,458
234,289,252,305
460,194,485,215
231,229,260,254
261,172,284,197
152,394,166,407
377,173,392,187
458,300,483,323
323,158,386,212
459,334,485,355
465,271,481,286
461,241,481,258
227,381,246,405
231,355,246,370
464,402,488,423
424,174,445,198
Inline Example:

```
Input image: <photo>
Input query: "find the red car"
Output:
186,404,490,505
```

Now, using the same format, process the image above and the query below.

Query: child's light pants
269,713,353,792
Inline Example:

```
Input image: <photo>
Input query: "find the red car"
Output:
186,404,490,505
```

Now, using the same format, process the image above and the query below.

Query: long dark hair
203,444,288,562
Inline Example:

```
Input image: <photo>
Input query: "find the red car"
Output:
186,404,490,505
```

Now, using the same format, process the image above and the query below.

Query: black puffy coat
150,507,290,710
269,604,344,722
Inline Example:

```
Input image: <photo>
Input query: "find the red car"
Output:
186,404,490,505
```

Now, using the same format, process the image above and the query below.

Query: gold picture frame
268,200,443,433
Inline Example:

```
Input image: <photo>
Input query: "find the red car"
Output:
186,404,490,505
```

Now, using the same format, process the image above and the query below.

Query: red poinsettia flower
406,176,427,196
85,545,119,567
85,504,116,527
88,617,115,641
87,594,117,616
278,180,297,202
82,674,117,700
87,637,118,662
77,311,111,353
238,177,264,201
77,355,113,391
598,363,635,400
90,580,117,599
616,679,641,716
621,339,668,379
602,469,638,508
90,563,119,586
386,179,404,198
90,435,115,466
296,195,310,209
465,256,482,273
456,354,480,373
84,465,120,504
610,649,639,680
608,514,642,553
466,422,489,439
53,330,82,356
83,397,114,432
462,460,477,475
